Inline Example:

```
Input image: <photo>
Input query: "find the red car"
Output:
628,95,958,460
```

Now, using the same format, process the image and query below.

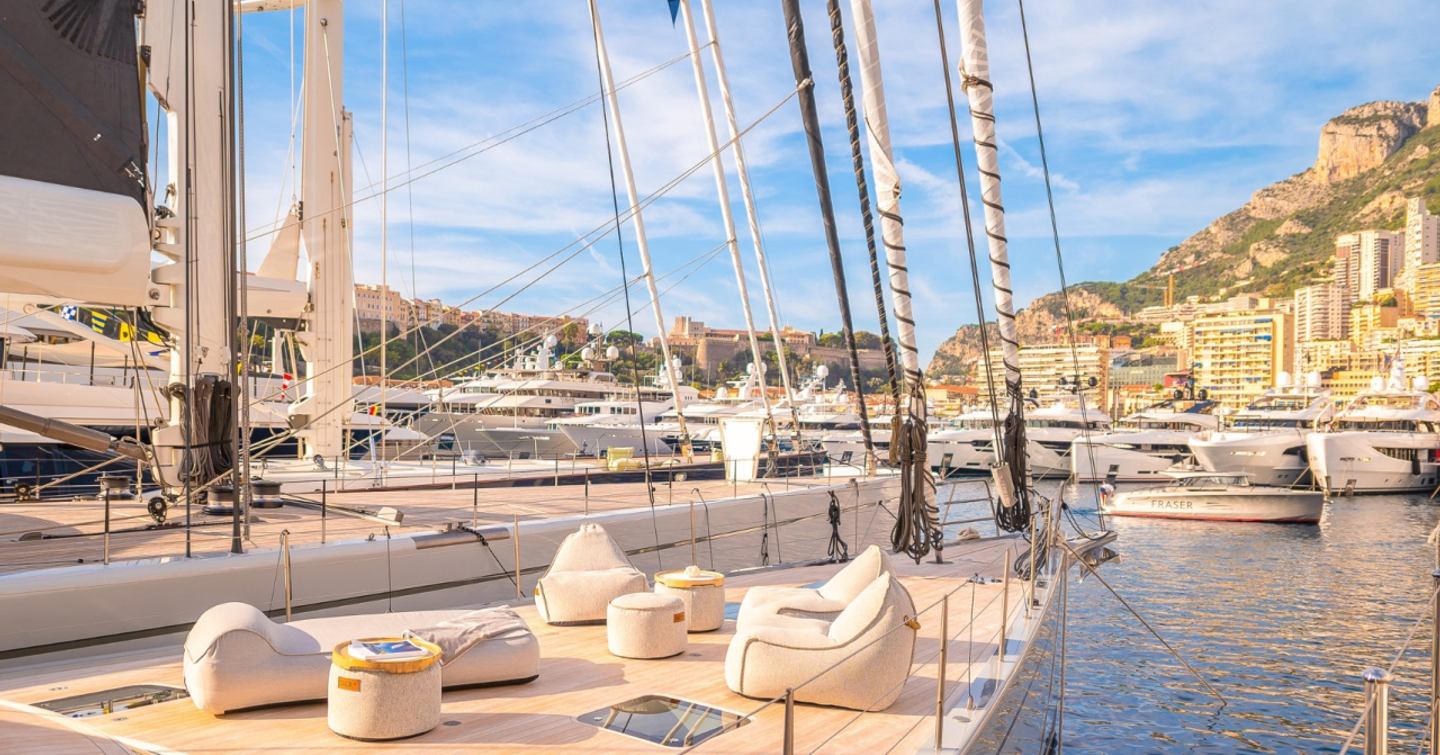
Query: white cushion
735,545,893,631
183,603,539,714
534,524,647,624
724,574,918,711
607,593,687,659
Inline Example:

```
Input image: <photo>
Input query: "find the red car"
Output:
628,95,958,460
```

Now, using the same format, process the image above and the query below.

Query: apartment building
1190,309,1291,407
1335,230,1404,300
982,344,1108,406
1399,198,1440,292
1293,283,1347,343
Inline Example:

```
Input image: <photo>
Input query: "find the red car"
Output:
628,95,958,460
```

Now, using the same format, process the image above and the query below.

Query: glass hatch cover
579,694,747,748
35,684,189,718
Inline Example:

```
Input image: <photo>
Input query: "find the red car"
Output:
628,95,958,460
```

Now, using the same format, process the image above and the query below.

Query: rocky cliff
928,83,1440,377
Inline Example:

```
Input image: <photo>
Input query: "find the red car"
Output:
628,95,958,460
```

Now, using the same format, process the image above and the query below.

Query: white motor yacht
1307,371,1440,494
1188,373,1333,487
929,401,1111,478
1101,471,1324,524
1071,407,1218,482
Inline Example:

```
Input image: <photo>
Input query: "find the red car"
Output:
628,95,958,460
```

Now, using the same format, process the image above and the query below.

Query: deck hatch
34,684,188,718
579,694,747,747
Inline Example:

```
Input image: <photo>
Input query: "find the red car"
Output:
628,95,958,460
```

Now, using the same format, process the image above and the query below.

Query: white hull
929,429,1078,478
556,423,671,456
0,477,899,654
1104,487,1323,523
1306,431,1440,494
1189,431,1313,487
1072,439,1188,482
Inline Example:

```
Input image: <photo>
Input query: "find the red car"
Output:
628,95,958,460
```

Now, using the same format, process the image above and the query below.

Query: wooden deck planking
0,538,1022,753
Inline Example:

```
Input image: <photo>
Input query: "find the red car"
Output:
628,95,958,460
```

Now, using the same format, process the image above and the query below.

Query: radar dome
605,345,620,360
544,335,558,348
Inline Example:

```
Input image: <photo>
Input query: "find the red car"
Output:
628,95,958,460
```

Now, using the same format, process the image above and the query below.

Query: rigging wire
1016,0,1106,528
589,0,662,568
929,0,1003,464
824,0,901,427
242,50,697,244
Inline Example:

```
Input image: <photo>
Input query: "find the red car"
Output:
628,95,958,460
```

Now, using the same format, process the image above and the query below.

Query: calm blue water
1047,483,1440,753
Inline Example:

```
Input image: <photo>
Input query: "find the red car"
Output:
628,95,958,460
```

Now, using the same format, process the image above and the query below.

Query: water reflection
1045,483,1440,752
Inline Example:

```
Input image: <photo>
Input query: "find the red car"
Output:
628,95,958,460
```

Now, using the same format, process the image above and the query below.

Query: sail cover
0,0,146,205
0,0,150,306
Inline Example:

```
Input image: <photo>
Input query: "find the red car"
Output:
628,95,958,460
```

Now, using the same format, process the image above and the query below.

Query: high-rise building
1400,198,1440,291
1336,230,1405,300
1413,262,1440,318
1191,308,1291,407
1293,283,1347,343
982,344,1108,406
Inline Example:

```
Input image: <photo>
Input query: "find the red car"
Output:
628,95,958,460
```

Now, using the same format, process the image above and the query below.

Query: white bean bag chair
725,573,918,711
534,523,647,624
735,544,893,630
183,603,539,714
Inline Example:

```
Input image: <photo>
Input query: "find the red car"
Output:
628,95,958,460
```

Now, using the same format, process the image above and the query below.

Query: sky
232,0,1440,364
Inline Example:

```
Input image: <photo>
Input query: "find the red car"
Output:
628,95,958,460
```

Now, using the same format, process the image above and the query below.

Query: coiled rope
826,491,849,563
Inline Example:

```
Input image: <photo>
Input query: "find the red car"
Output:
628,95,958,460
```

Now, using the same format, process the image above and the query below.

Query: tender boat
1188,374,1332,487
1101,472,1324,523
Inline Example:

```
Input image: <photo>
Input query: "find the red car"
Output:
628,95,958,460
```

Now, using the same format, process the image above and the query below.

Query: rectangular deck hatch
35,684,189,718
580,694,747,748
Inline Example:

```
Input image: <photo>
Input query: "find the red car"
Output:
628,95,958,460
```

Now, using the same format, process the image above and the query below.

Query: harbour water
1046,483,1440,752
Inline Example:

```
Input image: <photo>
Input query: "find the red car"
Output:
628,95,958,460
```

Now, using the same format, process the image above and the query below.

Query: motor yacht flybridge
1307,369,1440,494
1188,373,1333,487
1071,405,1219,482
930,401,1111,478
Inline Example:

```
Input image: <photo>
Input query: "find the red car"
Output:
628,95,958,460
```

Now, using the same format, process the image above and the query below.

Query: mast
379,0,389,438
292,0,355,462
695,0,804,443
143,0,237,505
957,0,1034,511
587,0,692,460
675,0,776,443
777,0,878,471
846,0,939,561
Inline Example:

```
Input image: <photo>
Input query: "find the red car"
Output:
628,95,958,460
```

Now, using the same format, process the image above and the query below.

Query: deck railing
678,542,1049,753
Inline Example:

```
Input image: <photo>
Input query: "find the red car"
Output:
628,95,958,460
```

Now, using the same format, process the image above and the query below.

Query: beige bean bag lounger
725,573,918,711
534,523,647,624
735,544,893,630
184,602,539,714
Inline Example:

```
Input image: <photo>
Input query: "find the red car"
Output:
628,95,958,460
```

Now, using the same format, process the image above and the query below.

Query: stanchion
1431,569,1440,755
934,593,949,751
280,529,294,622
783,687,795,755
1364,667,1392,755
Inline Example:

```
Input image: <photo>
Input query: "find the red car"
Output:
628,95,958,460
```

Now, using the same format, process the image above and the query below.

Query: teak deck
0,537,1023,753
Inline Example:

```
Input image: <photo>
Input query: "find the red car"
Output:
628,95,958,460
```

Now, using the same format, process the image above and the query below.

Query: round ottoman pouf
607,593,687,659
328,637,442,741
655,565,726,632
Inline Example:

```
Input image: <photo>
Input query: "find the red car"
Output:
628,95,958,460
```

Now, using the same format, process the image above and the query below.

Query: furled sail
0,0,151,305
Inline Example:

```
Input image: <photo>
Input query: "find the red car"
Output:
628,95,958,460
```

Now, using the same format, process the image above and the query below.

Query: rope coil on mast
843,0,941,563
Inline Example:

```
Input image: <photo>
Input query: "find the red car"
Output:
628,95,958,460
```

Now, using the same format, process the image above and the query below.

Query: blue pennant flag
668,0,680,25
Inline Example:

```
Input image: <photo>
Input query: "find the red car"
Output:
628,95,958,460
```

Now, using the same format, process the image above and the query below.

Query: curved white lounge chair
183,603,539,714
735,544,893,630
533,523,647,624
724,572,918,711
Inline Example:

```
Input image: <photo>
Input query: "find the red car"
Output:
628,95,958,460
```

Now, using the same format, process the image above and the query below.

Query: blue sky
234,1,1440,362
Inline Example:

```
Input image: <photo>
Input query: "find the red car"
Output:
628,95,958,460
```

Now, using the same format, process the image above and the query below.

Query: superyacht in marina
1071,405,1219,482
929,401,1111,478
0,0,1116,751
1307,370,1440,494
1188,373,1333,487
